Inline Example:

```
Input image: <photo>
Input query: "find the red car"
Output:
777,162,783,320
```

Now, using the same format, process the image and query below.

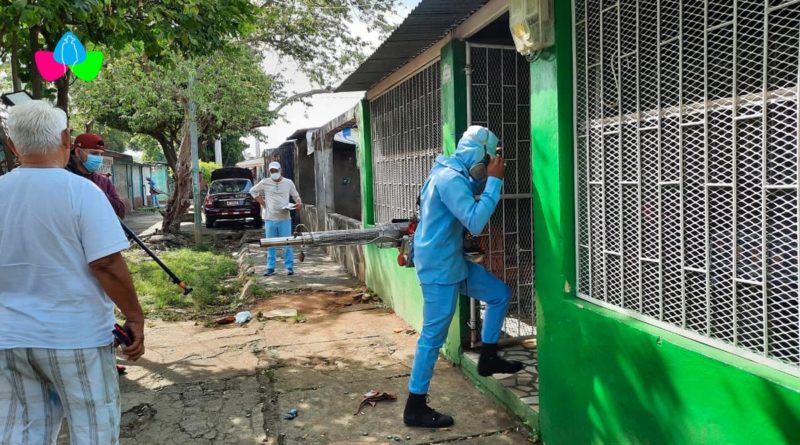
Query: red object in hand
112,323,132,346
397,254,406,267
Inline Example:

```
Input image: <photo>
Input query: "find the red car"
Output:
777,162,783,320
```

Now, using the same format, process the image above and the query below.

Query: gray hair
7,100,68,155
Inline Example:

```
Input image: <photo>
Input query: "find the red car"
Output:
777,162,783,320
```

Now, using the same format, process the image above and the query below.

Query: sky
242,0,421,157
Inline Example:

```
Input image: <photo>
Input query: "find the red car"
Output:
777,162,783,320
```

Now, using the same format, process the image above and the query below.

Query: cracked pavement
61,249,532,444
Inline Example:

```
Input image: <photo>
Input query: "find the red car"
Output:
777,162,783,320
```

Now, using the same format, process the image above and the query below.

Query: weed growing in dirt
124,247,238,314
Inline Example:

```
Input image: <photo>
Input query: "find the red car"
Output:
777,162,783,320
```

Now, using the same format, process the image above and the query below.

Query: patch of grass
251,284,272,299
124,247,239,314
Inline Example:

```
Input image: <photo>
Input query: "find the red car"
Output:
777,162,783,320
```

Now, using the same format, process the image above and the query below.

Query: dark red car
203,168,262,228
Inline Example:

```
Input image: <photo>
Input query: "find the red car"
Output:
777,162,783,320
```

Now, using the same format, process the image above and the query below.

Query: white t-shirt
0,168,130,349
250,177,300,221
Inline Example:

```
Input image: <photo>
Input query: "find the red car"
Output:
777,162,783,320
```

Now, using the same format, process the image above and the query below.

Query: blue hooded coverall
408,126,512,395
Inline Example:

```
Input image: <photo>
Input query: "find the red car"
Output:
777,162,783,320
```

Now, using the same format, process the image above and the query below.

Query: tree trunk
151,132,178,174
10,27,22,91
161,116,192,234
56,74,70,112
28,27,43,99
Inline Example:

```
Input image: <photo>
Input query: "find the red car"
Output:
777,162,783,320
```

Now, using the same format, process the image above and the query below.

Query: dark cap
74,133,105,150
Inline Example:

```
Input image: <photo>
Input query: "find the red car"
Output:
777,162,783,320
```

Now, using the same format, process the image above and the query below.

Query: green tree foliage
0,0,253,109
200,134,247,166
5,0,402,232
198,161,221,184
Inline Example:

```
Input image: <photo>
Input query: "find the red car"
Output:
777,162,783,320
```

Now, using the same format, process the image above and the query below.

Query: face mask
82,153,103,172
270,172,281,181
468,150,490,182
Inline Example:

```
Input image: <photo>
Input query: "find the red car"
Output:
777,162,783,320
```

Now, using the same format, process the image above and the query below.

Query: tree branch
249,87,333,130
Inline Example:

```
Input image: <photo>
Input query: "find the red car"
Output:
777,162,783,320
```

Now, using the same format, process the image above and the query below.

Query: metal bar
591,86,796,127
734,113,764,121
769,0,800,13
735,278,764,287
796,4,800,365
661,35,680,46
584,0,602,300
684,266,708,274
466,42,479,348
467,43,517,50
636,0,644,313
731,0,740,347
765,184,799,190
762,0,770,356
707,20,735,33
617,0,625,308
680,121,705,127
704,0,712,337
678,0,687,328
600,1,608,303
657,0,664,322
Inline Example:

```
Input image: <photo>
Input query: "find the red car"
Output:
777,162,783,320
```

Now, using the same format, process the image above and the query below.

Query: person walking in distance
250,161,303,276
0,100,145,444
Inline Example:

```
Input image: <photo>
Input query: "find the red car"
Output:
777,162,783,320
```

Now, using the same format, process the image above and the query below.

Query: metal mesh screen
574,0,800,372
370,62,442,223
469,44,535,338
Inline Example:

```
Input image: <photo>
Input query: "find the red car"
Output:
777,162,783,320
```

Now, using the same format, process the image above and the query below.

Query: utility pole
214,138,222,165
188,74,201,244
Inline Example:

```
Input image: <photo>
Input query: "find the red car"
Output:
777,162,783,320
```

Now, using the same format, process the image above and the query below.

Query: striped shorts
0,346,120,445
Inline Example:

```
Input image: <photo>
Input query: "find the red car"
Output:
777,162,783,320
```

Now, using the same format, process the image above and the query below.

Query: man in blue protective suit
403,126,524,428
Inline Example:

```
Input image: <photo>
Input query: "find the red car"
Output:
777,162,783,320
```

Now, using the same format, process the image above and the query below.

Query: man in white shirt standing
251,161,302,276
0,100,145,444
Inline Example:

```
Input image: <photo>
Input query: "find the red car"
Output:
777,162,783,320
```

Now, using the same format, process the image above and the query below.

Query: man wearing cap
67,133,126,219
250,161,302,276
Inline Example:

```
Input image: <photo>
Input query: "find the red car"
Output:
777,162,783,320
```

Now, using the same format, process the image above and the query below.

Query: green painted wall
358,41,470,365
357,100,375,226
534,1,800,444
440,40,467,157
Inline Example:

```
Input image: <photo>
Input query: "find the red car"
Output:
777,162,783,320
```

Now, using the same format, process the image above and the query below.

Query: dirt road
58,247,531,444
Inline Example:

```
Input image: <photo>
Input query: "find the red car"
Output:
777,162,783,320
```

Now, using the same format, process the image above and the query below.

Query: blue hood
451,126,499,171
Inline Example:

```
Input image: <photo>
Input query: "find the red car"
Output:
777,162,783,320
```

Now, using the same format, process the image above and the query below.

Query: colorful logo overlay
34,32,103,82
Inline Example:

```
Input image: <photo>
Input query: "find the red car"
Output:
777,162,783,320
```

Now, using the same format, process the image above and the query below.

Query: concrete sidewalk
107,249,531,444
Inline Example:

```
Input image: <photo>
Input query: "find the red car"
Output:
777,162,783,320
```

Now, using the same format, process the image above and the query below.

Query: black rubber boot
477,343,524,377
403,393,455,428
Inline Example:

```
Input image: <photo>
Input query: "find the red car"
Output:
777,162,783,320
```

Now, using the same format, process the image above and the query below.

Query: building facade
333,0,800,443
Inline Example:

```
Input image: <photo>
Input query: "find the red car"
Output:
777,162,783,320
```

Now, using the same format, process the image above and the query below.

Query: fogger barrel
259,222,411,249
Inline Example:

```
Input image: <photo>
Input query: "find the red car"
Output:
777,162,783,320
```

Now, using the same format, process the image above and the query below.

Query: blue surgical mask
270,172,281,181
82,154,103,172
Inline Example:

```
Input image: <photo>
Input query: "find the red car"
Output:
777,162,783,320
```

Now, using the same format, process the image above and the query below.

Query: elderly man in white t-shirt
251,161,302,276
0,100,145,444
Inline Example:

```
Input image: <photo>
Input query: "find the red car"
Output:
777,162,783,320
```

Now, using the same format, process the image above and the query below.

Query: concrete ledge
460,353,539,440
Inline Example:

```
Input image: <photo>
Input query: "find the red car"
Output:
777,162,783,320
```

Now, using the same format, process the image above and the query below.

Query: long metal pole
189,74,201,244
120,220,192,295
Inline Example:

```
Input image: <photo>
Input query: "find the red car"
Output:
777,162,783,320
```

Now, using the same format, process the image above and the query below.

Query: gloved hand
487,151,505,179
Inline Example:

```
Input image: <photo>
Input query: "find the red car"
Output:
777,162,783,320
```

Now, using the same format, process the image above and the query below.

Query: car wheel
206,218,216,229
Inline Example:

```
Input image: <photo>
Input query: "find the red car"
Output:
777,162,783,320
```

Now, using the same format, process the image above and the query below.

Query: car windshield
210,179,251,194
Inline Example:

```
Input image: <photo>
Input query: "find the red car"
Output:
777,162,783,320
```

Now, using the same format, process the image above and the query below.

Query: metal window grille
469,44,535,339
370,62,442,223
574,0,800,373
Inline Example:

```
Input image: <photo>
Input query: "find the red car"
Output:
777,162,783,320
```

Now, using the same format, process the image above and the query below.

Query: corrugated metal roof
335,0,488,92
